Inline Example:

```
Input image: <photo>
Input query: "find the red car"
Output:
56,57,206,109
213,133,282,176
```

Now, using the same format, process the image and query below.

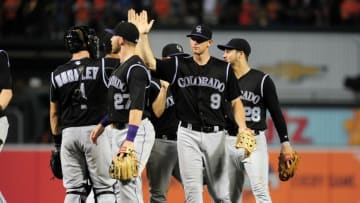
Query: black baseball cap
186,24,212,41
112,21,139,44
217,38,251,57
162,43,190,57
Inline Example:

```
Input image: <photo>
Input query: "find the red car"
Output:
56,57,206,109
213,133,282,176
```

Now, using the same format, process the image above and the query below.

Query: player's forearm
0,89,13,110
152,87,167,118
49,102,61,135
128,109,144,126
138,34,157,71
232,98,246,130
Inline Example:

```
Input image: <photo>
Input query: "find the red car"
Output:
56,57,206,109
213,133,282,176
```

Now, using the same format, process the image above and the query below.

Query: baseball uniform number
244,106,261,122
79,83,87,99
210,93,221,109
114,93,131,110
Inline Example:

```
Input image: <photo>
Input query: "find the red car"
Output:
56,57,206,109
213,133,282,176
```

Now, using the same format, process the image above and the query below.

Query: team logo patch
176,45,183,52
196,25,202,33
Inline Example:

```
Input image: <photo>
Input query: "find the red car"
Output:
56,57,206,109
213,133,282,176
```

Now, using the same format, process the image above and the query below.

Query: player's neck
106,53,120,59
233,62,251,78
193,52,210,66
119,46,136,63
72,51,90,60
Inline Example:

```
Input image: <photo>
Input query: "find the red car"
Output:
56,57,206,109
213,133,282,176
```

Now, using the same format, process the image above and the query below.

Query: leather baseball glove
235,129,256,157
278,151,299,181
109,146,138,181
50,148,63,179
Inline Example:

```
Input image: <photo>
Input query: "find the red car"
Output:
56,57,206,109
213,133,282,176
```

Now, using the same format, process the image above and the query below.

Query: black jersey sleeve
155,57,177,84
226,64,241,101
0,50,13,90
128,65,150,110
263,75,289,143
149,79,161,105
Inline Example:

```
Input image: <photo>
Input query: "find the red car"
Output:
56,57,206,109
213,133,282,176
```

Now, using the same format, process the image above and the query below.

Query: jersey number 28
244,106,261,122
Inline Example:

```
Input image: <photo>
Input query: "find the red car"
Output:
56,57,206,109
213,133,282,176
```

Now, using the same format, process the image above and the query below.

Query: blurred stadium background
0,0,360,202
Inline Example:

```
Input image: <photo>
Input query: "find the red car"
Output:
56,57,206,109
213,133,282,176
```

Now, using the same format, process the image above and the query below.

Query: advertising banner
1,148,360,203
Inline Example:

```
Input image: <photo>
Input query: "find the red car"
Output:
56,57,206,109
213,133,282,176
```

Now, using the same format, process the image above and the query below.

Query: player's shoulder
0,49,9,61
249,69,274,84
0,49,8,56
208,57,230,70
250,68,266,76
127,55,147,68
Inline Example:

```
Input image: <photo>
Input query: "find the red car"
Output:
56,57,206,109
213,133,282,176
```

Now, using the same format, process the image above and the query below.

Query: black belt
181,122,224,133
229,129,261,137
111,122,127,130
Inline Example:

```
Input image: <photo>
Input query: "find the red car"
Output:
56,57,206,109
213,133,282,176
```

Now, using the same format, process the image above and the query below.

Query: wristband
126,125,139,142
280,135,290,143
100,115,110,127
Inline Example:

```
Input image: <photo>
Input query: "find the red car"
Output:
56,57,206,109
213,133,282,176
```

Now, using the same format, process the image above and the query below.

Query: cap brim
104,28,115,35
186,34,210,40
168,53,191,57
217,44,237,51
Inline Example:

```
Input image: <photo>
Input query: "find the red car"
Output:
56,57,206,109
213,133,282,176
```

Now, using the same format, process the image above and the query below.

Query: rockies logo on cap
196,25,202,33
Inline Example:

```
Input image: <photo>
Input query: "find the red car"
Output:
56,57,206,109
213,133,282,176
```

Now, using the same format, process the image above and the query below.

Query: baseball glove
235,129,256,157
109,147,138,181
50,149,63,179
278,151,299,181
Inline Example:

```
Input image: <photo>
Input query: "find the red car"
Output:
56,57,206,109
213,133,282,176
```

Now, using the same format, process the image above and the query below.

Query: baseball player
86,27,123,203
89,21,155,203
131,9,248,203
50,25,116,203
217,38,295,202
146,43,190,203
0,49,13,152
100,28,121,78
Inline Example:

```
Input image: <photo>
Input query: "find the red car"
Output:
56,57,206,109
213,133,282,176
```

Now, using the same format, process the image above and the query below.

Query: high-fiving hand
128,9,154,35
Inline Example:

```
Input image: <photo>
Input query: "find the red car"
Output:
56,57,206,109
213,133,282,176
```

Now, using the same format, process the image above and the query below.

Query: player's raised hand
128,8,137,26
90,124,105,144
128,9,154,35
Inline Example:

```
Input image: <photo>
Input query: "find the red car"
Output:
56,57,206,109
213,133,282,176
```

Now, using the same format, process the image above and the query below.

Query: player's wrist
0,104,4,117
100,115,110,127
126,124,139,142
281,141,290,146
53,134,62,150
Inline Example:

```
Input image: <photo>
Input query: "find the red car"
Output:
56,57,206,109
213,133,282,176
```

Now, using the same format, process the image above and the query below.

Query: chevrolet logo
258,62,327,81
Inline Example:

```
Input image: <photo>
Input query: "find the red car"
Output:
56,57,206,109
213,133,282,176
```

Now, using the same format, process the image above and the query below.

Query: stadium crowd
1,0,359,39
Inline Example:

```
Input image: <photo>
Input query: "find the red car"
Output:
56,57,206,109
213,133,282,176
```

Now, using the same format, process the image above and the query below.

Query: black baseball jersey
236,69,289,142
101,57,120,80
107,55,151,123
50,58,108,128
0,50,12,91
148,78,179,140
155,56,240,127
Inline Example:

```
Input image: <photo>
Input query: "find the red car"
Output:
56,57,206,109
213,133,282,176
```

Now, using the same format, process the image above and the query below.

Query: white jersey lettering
177,76,225,92
240,90,260,104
